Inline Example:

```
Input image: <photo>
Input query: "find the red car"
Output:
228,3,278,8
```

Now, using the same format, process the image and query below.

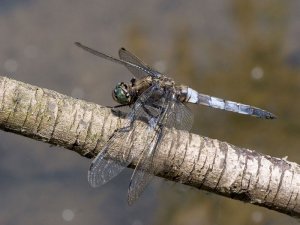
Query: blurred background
0,0,299,224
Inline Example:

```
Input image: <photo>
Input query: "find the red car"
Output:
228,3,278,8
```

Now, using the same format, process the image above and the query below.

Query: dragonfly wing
88,84,159,187
164,99,194,131
119,47,161,78
88,129,135,187
75,42,156,77
127,128,163,205
127,90,190,204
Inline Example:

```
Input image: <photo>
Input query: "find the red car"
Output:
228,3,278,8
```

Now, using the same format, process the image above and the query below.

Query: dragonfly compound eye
112,83,131,105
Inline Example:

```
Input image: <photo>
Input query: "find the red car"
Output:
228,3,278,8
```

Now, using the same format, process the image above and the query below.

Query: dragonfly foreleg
106,104,130,109
118,116,136,133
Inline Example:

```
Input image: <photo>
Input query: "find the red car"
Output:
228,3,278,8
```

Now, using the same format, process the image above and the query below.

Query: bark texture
0,76,299,218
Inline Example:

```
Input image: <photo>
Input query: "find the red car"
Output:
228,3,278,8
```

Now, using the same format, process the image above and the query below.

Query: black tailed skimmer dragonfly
75,42,276,205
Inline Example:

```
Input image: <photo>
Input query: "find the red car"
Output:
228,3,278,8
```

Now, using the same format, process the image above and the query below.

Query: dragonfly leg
106,104,129,109
116,113,137,133
118,126,132,133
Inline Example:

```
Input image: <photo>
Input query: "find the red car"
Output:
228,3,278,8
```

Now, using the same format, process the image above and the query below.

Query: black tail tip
253,108,277,119
265,112,277,119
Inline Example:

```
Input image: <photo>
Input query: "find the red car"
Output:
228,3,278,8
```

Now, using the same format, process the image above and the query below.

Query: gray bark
0,76,299,218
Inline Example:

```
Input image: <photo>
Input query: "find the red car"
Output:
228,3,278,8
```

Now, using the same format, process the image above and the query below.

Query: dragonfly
75,42,276,205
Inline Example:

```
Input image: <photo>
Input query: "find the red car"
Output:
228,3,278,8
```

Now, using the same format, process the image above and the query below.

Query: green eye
112,84,131,104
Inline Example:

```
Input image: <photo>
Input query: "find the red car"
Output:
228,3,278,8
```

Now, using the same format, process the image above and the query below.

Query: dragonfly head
112,82,132,105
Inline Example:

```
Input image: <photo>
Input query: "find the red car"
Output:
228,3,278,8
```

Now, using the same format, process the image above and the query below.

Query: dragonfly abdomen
181,87,276,119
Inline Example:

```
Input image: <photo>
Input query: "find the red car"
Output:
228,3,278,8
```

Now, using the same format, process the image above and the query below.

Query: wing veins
119,47,161,78
75,42,157,77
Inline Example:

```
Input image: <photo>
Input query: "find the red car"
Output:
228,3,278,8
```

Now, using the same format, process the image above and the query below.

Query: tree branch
0,76,299,218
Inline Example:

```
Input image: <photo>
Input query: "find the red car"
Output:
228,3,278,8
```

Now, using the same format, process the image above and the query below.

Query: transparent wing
75,42,158,77
164,99,194,131
88,84,159,187
127,90,171,204
127,127,163,205
127,91,192,204
119,47,161,78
